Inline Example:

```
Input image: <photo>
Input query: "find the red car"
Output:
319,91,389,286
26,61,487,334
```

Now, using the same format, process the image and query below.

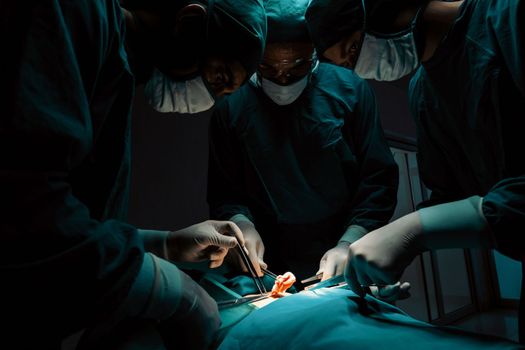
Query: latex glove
318,225,369,281
368,281,411,302
228,214,267,277
345,196,493,297
317,242,350,281
168,220,245,268
345,211,424,297
418,195,494,250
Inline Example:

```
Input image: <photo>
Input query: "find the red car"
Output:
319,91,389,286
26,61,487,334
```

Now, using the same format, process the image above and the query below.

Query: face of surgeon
321,2,458,67
201,57,247,97
322,31,363,69
124,4,247,97
258,42,315,85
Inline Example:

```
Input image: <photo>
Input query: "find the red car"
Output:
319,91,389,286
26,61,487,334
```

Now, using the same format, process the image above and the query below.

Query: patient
192,270,523,350
216,285,524,350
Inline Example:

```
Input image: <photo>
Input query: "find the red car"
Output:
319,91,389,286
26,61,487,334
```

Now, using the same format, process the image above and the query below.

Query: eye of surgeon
256,42,316,105
123,0,266,113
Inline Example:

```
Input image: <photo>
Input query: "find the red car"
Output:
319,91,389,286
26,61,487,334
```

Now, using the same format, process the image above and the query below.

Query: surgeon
207,0,398,286
121,0,267,114
0,0,265,349
306,0,525,341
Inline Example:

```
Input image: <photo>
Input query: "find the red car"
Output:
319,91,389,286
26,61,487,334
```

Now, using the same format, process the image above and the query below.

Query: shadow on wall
128,77,416,230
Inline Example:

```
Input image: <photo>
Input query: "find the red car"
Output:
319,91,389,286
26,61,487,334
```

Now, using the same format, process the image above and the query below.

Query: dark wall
128,86,213,230
128,79,416,230
368,76,416,141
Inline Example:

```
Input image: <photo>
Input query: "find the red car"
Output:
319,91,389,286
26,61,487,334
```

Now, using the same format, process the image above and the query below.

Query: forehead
262,42,314,63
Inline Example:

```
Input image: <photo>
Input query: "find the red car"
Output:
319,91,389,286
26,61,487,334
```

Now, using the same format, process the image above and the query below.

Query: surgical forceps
236,238,267,295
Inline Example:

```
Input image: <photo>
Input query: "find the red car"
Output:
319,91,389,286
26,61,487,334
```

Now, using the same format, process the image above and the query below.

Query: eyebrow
261,57,312,66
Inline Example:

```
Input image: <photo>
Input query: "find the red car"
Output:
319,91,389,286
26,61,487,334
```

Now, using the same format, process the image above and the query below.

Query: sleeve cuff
339,225,368,244
418,195,495,249
229,214,254,225
138,229,170,259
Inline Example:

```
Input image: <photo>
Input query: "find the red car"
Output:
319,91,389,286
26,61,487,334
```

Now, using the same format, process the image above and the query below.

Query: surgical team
1,0,523,348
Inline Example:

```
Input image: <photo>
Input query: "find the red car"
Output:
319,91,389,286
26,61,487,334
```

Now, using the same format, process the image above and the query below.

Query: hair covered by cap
205,0,267,78
306,0,419,53
122,0,267,78
305,0,363,54
264,0,310,43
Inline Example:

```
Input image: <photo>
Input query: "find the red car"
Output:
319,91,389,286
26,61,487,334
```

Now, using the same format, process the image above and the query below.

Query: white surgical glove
368,281,411,302
318,242,350,281
345,196,493,297
318,225,368,281
227,214,267,277
138,220,245,268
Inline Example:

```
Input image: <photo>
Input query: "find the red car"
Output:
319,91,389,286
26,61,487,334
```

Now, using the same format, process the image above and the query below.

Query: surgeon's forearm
138,229,170,259
418,196,496,250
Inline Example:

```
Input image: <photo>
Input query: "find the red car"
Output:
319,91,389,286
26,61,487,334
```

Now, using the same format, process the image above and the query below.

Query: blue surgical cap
264,0,311,43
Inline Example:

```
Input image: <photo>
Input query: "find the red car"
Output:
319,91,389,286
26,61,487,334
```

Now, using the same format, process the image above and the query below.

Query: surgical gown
408,0,525,340
208,63,398,276
0,0,143,345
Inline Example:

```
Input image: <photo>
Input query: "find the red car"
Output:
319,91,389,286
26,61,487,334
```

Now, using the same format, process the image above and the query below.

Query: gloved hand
167,220,245,268
368,281,411,302
227,214,267,277
345,211,424,297
318,225,369,281
345,196,493,297
317,242,350,281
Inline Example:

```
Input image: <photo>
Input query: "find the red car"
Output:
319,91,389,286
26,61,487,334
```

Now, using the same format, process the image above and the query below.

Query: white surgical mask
353,30,419,81
144,69,215,114
260,75,309,105
352,0,421,82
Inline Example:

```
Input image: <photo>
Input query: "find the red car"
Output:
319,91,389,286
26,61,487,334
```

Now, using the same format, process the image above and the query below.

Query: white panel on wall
494,251,522,300
435,249,472,313
390,148,429,321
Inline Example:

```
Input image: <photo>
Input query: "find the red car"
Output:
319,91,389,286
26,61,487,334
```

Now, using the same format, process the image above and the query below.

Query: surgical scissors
300,273,324,284
217,293,270,309
236,239,267,294
302,274,387,297
261,267,278,280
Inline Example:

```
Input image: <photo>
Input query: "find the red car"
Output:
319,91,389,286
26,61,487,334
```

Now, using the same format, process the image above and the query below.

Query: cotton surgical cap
305,0,363,54
265,0,310,43
306,0,411,54
207,0,267,77
123,0,267,77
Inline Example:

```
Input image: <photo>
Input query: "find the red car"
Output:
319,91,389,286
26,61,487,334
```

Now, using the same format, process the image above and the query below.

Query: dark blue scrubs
409,0,525,341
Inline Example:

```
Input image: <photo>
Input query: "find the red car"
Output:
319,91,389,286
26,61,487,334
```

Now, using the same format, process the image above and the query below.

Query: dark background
128,77,416,230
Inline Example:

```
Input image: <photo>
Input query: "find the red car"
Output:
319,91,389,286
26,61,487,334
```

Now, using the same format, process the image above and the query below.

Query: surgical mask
260,75,309,106
353,30,419,81
254,57,319,106
353,0,421,81
144,69,215,114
